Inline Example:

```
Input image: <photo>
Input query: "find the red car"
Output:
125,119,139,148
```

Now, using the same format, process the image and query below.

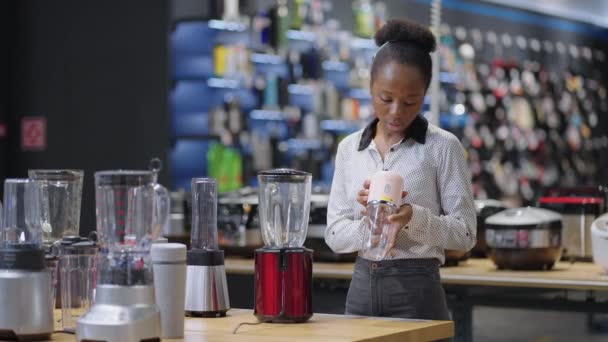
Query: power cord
232,320,268,334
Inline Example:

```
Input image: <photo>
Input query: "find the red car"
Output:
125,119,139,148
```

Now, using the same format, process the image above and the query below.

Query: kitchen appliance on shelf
0,179,54,340
470,199,508,257
539,187,606,261
185,178,230,317
77,169,170,342
485,207,563,270
28,169,84,308
591,213,608,274
254,169,313,323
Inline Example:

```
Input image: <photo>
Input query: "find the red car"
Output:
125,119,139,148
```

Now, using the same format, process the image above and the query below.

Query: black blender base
186,310,228,318
0,330,51,341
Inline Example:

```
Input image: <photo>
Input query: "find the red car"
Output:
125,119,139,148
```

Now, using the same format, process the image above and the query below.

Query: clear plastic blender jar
94,170,169,286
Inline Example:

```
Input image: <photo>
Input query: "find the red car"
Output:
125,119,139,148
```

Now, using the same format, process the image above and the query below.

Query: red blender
254,169,313,323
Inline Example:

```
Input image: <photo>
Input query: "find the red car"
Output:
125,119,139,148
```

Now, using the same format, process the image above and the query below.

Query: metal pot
486,207,563,270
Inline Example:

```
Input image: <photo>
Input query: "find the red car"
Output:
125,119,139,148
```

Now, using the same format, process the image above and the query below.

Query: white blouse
325,116,477,264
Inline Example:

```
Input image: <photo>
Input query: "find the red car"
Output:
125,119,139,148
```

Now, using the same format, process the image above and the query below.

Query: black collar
357,115,428,151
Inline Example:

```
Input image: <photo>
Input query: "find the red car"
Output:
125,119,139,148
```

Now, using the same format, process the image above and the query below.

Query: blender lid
28,169,83,181
258,168,311,182
95,170,156,186
474,199,506,213
486,207,562,226
151,243,186,263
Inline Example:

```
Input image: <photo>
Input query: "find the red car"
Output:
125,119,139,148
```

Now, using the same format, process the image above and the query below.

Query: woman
325,18,476,323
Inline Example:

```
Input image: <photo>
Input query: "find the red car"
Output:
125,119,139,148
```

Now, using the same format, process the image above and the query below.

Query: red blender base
254,247,313,323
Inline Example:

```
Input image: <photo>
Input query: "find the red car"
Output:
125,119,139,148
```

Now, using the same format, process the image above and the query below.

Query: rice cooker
485,207,563,270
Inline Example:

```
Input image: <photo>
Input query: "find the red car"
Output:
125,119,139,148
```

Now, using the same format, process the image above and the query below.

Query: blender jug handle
154,184,171,239
149,158,163,173
149,157,170,238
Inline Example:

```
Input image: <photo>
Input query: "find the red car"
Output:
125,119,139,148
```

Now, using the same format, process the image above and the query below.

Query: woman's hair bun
374,18,437,54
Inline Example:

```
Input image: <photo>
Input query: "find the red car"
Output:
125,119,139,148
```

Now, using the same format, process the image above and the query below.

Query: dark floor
227,274,608,341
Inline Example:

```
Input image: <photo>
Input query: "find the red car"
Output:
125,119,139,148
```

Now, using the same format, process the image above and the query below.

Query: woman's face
371,61,427,135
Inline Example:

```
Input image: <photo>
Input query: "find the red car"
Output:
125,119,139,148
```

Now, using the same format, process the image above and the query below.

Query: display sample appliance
485,207,563,270
539,187,605,260
76,170,169,342
0,179,54,340
591,213,608,274
254,169,313,323
185,178,230,317
28,169,85,309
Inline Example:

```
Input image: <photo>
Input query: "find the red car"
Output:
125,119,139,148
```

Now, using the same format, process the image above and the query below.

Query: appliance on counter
77,170,170,342
57,235,98,332
485,207,563,270
591,213,608,274
28,169,84,309
539,187,606,261
471,199,508,257
0,179,54,340
185,178,230,317
254,169,313,323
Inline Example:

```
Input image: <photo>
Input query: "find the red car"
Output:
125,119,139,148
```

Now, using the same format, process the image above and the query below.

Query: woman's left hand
386,204,413,251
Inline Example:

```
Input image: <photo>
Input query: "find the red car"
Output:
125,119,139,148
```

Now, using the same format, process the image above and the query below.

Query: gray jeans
345,257,452,340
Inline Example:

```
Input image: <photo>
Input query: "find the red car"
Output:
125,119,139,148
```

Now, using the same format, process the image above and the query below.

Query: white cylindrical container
151,243,187,338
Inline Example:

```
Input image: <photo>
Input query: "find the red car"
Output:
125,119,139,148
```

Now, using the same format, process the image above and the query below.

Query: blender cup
58,236,98,332
361,170,403,261
185,178,230,317
28,169,84,308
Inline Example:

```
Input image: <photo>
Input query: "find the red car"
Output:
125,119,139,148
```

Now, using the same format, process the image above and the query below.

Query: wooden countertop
225,258,608,291
50,309,453,341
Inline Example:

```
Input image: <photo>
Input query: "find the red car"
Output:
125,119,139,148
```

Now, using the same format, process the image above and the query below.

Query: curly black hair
371,18,437,90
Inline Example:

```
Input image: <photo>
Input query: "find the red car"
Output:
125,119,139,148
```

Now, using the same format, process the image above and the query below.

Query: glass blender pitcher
28,170,83,248
0,179,54,340
28,169,85,310
254,169,313,323
77,170,169,342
